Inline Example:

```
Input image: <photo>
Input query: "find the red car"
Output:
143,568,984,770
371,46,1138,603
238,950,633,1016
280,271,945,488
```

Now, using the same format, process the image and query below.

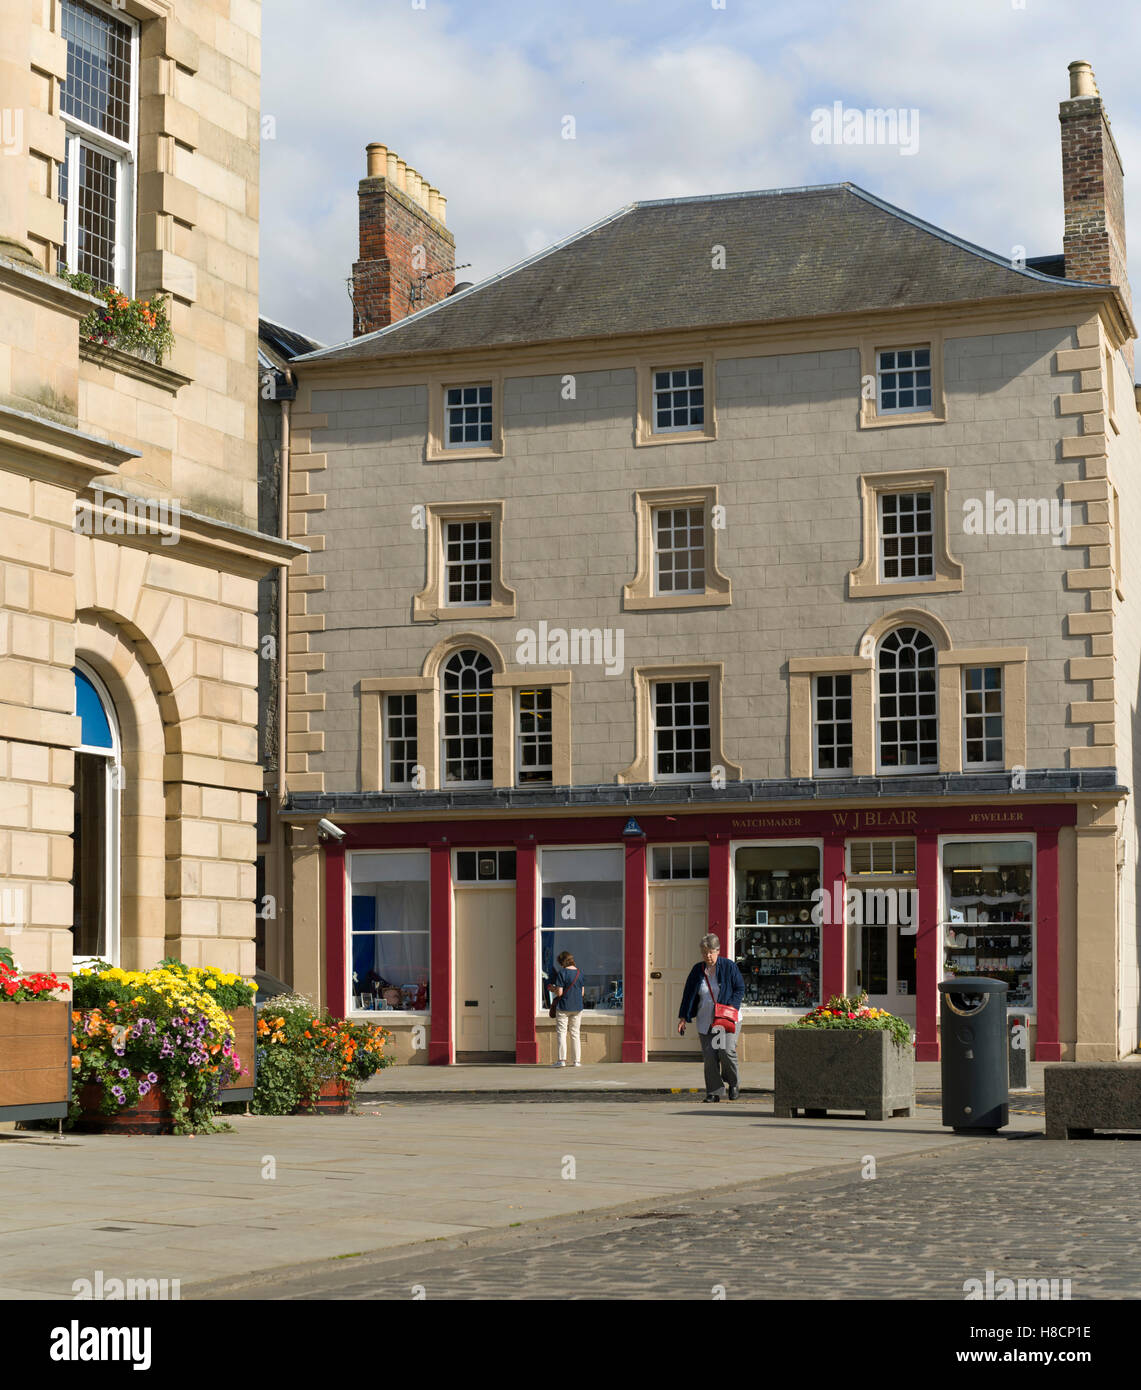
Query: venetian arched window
876,627,938,772
72,663,122,963
440,649,494,785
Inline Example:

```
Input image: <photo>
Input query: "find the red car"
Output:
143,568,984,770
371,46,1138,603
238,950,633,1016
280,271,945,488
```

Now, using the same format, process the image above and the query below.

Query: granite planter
0,1000,71,1123
774,1027,914,1120
218,1006,256,1104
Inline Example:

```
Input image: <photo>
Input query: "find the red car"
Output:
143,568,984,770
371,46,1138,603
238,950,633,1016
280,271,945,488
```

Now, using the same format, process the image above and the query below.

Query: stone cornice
79,340,192,395
0,255,101,320
0,402,138,487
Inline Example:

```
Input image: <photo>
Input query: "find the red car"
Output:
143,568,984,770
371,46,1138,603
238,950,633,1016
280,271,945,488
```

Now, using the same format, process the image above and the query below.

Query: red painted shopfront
323,801,1072,1064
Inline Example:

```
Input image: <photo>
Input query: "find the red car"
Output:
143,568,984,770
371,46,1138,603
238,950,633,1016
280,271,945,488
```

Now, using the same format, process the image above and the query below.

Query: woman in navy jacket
678,935,745,1101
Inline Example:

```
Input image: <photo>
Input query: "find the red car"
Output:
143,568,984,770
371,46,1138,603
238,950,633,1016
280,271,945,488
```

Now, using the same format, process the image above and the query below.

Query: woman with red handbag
678,934,745,1101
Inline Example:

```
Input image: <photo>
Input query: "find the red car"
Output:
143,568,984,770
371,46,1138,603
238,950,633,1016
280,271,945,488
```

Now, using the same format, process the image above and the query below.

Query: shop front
316,797,1095,1064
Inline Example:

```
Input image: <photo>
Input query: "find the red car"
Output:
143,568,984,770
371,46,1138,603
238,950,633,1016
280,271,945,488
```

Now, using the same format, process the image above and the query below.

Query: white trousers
556,1009,582,1064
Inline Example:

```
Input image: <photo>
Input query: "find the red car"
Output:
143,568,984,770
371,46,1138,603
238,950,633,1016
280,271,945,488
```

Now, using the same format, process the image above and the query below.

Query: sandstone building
276,64,1139,1064
0,0,298,982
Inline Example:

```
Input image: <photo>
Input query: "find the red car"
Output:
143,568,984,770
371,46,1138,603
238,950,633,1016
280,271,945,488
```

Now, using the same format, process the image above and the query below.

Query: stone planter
774,1027,914,1120
218,1006,256,1104
72,1078,187,1135
292,1079,351,1115
0,1000,71,1123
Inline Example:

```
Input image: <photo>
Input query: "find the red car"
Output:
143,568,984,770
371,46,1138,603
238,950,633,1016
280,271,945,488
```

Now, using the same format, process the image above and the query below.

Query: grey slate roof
296,183,1097,366
258,315,323,371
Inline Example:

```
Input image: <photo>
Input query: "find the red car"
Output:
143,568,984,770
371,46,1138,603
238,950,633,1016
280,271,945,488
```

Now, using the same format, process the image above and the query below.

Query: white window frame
877,490,935,584
443,383,494,450
651,677,712,783
875,627,939,775
73,659,122,969
58,0,139,293
440,649,494,789
515,686,553,786
876,344,932,416
813,673,853,777
383,692,419,791
651,364,705,434
652,503,706,596
937,833,1037,1017
442,517,493,608
962,665,1005,771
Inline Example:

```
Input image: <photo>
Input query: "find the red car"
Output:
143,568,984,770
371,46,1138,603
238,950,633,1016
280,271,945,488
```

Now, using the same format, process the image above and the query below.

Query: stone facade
0,0,299,981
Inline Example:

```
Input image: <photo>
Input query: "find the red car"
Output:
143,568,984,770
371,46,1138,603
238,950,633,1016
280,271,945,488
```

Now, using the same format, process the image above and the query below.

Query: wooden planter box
0,1000,71,1123
218,1006,256,1104
72,1077,187,1135
774,1027,914,1120
292,1079,351,1115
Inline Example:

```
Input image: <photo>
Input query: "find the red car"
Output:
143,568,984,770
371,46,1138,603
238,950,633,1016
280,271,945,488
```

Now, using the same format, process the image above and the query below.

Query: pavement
0,1061,1060,1301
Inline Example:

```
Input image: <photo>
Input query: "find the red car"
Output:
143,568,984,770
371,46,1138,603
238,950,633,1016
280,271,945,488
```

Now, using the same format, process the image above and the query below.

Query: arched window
73,663,121,963
876,627,938,771
441,649,493,785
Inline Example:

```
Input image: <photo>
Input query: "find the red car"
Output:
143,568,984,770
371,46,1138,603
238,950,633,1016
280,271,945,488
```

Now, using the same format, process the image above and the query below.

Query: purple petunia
146,1072,158,1083
118,1068,130,1079
111,1086,126,1103
138,1082,150,1096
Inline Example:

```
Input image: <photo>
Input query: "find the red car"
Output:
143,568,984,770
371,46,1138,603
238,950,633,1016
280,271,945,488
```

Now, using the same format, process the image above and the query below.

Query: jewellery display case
733,846,822,1009
942,844,1033,1008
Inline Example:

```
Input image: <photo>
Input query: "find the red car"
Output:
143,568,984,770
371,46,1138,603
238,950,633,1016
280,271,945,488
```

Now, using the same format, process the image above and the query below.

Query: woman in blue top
551,950,585,1068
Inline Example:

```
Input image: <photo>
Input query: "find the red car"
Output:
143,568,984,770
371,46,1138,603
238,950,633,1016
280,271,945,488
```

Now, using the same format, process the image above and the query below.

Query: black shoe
728,1086,740,1100
704,1093,721,1103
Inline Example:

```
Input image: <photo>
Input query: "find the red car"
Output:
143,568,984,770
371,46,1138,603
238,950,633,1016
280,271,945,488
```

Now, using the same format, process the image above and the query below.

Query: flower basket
0,999,72,1123
0,953,71,1123
774,993,915,1121
292,1079,351,1115
73,1076,188,1136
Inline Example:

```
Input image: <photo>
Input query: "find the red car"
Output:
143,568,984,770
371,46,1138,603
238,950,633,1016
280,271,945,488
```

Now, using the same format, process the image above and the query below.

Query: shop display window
941,840,1033,1008
350,851,431,1012
539,848,624,1010
733,845,821,1009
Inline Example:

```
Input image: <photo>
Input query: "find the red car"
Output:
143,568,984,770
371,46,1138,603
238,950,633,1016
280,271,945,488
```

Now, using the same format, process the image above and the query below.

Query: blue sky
261,0,1141,349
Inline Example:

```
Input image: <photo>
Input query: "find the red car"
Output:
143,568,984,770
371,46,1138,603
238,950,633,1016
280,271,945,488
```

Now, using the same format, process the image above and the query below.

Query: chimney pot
395,158,408,191
427,186,441,220
366,142,387,177
435,192,447,226
386,151,399,183
1068,60,1098,99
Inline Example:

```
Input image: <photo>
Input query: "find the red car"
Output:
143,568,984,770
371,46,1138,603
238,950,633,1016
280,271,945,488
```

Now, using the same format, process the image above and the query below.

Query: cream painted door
455,889,516,1054
648,883,706,1054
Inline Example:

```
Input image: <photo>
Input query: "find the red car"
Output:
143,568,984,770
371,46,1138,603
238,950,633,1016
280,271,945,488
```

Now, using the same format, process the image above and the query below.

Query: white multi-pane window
877,627,938,771
441,649,493,785
814,674,853,775
879,491,934,582
58,0,138,290
384,694,419,789
516,688,552,784
649,845,710,880
963,666,1004,769
653,679,711,780
653,505,705,595
876,346,932,413
445,384,493,447
444,519,492,606
652,366,704,432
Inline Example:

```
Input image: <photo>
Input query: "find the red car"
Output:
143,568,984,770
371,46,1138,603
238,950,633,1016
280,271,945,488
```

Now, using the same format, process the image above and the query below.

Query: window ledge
80,339,191,395
413,600,516,624
535,1011,625,1024
848,576,963,600
623,590,732,612
426,446,505,463
860,410,945,430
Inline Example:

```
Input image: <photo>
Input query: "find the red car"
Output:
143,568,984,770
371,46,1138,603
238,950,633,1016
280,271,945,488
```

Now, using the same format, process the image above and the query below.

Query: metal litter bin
939,977,1009,1132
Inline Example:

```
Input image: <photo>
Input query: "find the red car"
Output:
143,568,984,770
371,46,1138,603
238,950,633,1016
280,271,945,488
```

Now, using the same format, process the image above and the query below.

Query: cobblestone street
196,1125,1140,1302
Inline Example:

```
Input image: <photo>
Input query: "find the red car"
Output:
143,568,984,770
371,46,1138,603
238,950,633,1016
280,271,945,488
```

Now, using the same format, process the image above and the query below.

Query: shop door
455,889,516,1058
648,883,706,1056
858,923,917,1021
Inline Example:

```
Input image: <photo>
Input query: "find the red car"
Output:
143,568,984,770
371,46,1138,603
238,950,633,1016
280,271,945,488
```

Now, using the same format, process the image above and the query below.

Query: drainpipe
275,366,293,981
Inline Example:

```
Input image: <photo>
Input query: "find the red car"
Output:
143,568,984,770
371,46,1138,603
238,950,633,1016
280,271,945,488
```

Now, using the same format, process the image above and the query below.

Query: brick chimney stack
1060,60,1132,369
351,143,456,337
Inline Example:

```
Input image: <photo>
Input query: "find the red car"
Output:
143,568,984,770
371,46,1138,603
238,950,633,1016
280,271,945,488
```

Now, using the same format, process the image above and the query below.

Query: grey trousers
699,1028,738,1096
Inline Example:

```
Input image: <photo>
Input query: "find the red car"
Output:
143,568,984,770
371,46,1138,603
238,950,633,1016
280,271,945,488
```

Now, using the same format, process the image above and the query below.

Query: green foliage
251,994,394,1115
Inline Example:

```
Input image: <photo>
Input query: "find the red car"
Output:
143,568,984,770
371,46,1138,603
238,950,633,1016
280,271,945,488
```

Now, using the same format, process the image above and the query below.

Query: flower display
69,961,256,1134
0,956,69,1003
792,992,913,1048
58,268,175,363
250,992,393,1115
